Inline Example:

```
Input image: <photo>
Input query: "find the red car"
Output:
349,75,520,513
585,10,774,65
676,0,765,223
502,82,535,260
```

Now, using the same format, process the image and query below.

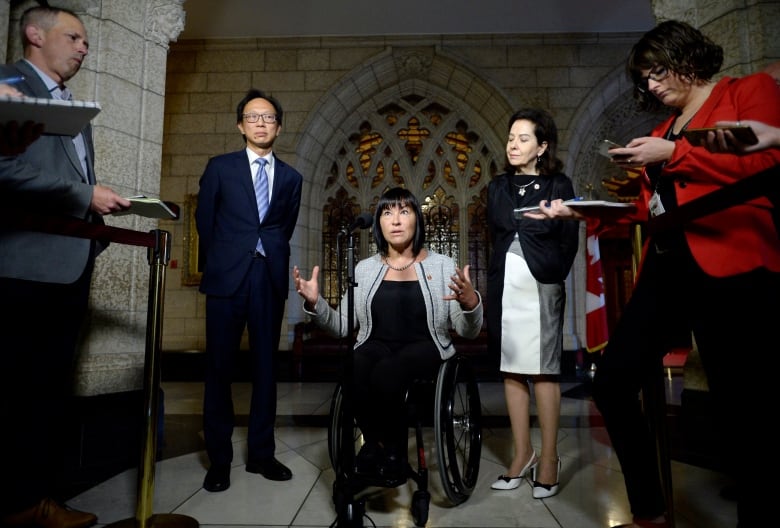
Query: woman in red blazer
529,21,780,528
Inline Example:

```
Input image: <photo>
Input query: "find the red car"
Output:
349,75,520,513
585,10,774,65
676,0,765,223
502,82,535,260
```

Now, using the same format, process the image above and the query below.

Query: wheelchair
328,353,482,527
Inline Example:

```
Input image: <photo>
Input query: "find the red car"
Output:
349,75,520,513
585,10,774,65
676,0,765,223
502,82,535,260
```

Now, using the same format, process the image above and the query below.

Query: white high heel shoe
531,457,561,499
490,451,538,490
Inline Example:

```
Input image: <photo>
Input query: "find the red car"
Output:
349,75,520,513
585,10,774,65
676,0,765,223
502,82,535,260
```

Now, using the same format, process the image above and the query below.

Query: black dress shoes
203,464,231,492
246,457,293,481
2,497,97,528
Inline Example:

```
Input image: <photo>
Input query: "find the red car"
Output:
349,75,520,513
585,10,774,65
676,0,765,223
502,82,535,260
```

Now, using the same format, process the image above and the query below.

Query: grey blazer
304,251,483,360
0,60,97,284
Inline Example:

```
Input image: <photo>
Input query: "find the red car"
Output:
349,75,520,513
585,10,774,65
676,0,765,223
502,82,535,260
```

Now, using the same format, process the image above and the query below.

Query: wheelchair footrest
353,469,408,488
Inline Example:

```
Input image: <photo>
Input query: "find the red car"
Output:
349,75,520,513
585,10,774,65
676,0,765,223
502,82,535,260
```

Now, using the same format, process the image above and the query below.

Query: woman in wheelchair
292,186,483,479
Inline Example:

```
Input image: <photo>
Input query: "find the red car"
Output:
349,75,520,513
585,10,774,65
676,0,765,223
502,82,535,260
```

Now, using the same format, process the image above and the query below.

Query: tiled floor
68,377,737,528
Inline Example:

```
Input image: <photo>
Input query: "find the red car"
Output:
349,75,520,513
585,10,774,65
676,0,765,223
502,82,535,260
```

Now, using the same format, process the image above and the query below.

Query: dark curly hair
503,108,563,175
627,20,723,112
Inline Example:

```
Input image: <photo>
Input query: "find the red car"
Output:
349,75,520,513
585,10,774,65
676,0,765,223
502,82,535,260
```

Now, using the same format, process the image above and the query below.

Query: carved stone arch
292,46,513,283
567,63,662,200
295,47,511,195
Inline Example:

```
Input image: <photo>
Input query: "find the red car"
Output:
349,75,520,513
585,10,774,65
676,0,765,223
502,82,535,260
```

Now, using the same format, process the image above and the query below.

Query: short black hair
235,88,283,125
372,187,426,257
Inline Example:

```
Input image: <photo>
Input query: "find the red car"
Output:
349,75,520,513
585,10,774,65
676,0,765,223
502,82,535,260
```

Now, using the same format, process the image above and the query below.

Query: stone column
0,0,8,64
78,0,186,396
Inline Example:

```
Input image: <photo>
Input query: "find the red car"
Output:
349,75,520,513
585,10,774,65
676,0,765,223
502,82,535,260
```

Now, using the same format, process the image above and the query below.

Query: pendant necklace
384,256,416,271
514,179,540,196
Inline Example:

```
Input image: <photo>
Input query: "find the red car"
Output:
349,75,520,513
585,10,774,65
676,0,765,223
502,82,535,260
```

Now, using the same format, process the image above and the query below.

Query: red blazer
630,73,780,278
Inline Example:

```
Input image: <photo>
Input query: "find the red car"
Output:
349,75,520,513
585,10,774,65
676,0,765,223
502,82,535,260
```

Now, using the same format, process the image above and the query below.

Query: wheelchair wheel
434,355,482,505
411,489,430,527
328,382,363,477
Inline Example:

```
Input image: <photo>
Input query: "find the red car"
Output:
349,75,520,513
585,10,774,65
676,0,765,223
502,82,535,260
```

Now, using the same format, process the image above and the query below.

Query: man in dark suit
0,6,130,528
196,88,303,492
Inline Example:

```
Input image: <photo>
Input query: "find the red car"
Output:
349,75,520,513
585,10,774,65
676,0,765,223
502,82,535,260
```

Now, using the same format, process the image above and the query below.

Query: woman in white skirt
486,108,579,498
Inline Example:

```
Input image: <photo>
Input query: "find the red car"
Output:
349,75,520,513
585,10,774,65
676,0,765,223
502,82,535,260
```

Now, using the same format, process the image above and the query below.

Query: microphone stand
332,229,365,527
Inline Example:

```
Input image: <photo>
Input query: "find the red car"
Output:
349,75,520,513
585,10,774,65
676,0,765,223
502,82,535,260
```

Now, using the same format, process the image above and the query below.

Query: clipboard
514,199,635,217
1,95,101,136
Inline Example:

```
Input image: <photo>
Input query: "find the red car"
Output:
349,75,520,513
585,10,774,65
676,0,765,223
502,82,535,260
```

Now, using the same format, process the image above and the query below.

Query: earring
536,155,542,164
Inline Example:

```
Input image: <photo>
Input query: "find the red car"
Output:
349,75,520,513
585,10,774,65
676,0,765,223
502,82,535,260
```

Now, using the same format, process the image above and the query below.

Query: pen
0,75,25,85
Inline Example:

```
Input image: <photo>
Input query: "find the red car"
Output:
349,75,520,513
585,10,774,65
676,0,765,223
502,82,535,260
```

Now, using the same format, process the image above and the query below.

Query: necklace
383,256,416,271
513,179,540,196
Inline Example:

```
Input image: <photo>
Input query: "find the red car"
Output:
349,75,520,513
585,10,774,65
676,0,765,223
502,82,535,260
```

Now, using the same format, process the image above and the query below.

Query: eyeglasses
243,113,277,124
637,65,670,93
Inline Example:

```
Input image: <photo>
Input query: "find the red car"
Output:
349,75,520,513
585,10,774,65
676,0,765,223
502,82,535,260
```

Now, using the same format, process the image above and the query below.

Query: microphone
340,212,373,235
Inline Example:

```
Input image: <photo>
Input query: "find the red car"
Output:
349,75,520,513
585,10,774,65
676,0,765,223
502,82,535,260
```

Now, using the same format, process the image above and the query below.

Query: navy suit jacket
0,60,98,284
195,149,302,299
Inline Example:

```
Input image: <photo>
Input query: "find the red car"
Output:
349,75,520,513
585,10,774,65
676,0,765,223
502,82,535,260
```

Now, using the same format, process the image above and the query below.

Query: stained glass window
320,94,496,307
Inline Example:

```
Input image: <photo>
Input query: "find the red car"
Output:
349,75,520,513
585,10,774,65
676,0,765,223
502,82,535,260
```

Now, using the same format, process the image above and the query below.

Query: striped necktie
254,158,269,255
54,85,89,182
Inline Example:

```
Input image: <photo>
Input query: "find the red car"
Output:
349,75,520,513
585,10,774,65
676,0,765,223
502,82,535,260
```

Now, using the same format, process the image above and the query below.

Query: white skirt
500,239,563,375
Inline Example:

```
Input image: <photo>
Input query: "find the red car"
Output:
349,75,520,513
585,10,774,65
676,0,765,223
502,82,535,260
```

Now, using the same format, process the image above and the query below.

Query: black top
487,172,579,284
370,280,430,343
647,124,685,252
649,123,681,214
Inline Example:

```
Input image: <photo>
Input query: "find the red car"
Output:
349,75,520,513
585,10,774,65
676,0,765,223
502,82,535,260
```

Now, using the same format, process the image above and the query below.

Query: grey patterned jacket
304,251,483,360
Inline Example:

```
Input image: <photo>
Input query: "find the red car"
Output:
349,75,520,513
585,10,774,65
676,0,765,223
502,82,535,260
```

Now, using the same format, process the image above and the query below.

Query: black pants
0,268,91,515
203,257,284,467
351,339,441,454
592,241,779,526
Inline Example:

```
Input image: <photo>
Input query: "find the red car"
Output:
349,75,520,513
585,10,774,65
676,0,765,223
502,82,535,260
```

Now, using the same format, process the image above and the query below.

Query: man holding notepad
0,5,130,528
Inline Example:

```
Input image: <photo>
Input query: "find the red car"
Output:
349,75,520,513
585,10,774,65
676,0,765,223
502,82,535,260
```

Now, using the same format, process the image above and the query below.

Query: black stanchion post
332,229,366,528
107,230,198,528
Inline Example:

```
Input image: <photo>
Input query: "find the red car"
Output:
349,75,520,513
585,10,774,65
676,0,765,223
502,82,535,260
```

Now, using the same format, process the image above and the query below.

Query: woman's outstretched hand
702,120,780,154
445,264,479,310
292,265,320,308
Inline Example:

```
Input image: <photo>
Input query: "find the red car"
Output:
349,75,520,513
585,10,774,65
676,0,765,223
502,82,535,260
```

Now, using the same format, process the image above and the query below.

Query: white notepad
514,200,635,216
1,95,101,136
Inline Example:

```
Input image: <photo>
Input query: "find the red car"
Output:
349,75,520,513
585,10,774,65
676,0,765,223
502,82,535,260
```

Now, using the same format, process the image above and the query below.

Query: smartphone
682,125,759,146
598,139,624,158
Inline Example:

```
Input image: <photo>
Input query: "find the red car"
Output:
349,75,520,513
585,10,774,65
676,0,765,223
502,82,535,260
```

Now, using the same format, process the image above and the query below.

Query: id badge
649,191,665,217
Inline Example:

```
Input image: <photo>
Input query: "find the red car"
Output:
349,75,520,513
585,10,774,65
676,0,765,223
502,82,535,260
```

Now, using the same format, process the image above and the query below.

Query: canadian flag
585,219,609,353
